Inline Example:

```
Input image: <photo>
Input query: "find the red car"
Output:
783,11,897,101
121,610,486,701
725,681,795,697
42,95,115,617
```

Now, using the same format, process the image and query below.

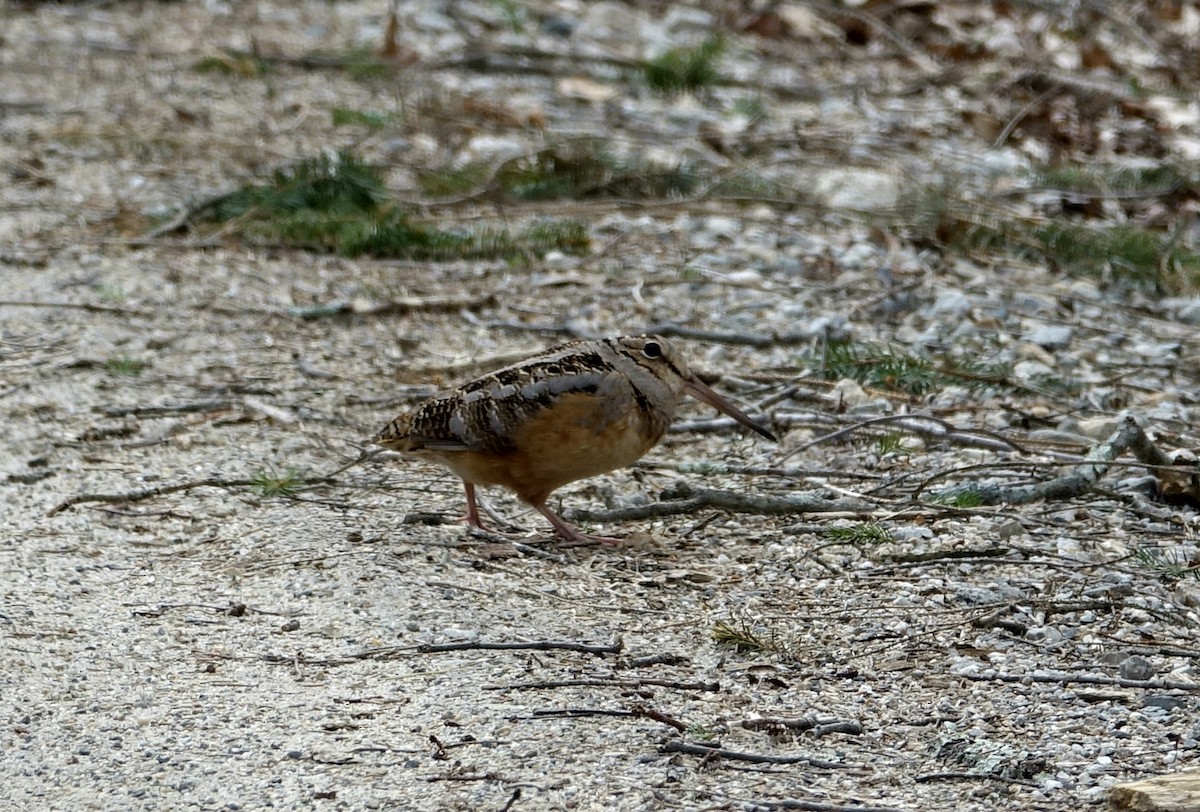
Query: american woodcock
375,335,775,543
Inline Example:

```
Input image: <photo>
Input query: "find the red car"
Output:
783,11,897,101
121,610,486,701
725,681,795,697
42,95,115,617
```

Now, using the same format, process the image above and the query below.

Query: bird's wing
377,359,635,456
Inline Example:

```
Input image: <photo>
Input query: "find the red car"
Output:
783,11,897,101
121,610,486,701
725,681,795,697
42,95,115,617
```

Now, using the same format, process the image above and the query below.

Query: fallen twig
288,293,496,320
530,708,634,721
625,652,690,669
782,414,1027,461
567,482,877,524
883,547,1010,564
417,639,622,656
485,677,719,692
660,740,850,770
631,704,688,732
914,771,1042,788
0,299,154,318
47,450,378,515
961,671,1197,691
102,400,232,418
741,799,903,812
924,415,1182,505
742,717,864,737
48,477,259,515
645,322,813,348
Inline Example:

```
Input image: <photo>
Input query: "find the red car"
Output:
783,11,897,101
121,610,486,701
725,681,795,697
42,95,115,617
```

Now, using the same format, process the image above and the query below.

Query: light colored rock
931,289,971,317
828,378,870,408
1109,769,1200,811
1023,323,1073,349
814,169,901,210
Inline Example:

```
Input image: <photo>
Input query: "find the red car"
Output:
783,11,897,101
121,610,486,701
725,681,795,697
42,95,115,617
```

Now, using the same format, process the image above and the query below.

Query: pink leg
532,501,623,546
463,482,485,529
461,482,521,539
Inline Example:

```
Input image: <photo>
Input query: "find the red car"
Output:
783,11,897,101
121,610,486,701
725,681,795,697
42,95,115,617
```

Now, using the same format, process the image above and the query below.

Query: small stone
703,216,741,238
1143,695,1186,711
1074,417,1120,440
1175,297,1200,324
814,169,900,210
1110,768,1200,810
931,290,971,317
1012,360,1054,386
1119,655,1155,681
1098,651,1132,667
838,242,878,269
1026,626,1063,645
828,378,870,408
662,6,714,31
1175,585,1200,609
540,16,575,37
1023,323,1073,349
891,526,934,543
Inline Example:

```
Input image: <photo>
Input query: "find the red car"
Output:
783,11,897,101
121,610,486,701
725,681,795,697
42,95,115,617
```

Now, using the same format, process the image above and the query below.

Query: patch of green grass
824,523,892,545
211,150,389,222
822,340,1012,396
822,342,936,395
251,467,303,498
201,150,590,261
928,489,985,508
330,107,394,128
105,357,146,376
904,181,1200,295
1036,164,1191,196
876,433,915,456
645,36,724,95
712,618,788,655
1032,222,1200,290
1133,547,1199,581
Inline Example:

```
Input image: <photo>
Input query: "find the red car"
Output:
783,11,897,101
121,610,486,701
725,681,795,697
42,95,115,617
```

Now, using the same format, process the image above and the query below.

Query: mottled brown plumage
375,335,774,543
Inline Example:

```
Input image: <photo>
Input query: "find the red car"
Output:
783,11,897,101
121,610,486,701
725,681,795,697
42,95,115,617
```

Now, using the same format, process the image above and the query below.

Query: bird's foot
534,503,623,546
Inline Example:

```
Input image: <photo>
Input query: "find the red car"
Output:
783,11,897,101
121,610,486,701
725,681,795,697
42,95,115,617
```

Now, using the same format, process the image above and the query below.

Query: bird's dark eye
642,341,662,359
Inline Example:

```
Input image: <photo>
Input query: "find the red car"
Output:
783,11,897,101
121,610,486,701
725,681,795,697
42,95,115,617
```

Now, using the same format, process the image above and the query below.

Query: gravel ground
3,2,1200,811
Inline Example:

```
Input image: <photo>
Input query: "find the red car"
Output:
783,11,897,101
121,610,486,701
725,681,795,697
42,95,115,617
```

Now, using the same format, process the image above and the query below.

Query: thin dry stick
742,718,865,737
48,477,258,515
484,678,719,692
660,741,851,770
567,482,878,524
915,772,1041,788
0,299,154,317
631,704,689,733
48,449,378,515
962,672,1198,691
921,415,1175,505
741,800,902,812
781,413,1027,462
417,639,622,656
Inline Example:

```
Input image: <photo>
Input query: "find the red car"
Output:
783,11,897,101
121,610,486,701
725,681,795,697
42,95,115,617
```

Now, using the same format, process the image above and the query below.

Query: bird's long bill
683,378,777,441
